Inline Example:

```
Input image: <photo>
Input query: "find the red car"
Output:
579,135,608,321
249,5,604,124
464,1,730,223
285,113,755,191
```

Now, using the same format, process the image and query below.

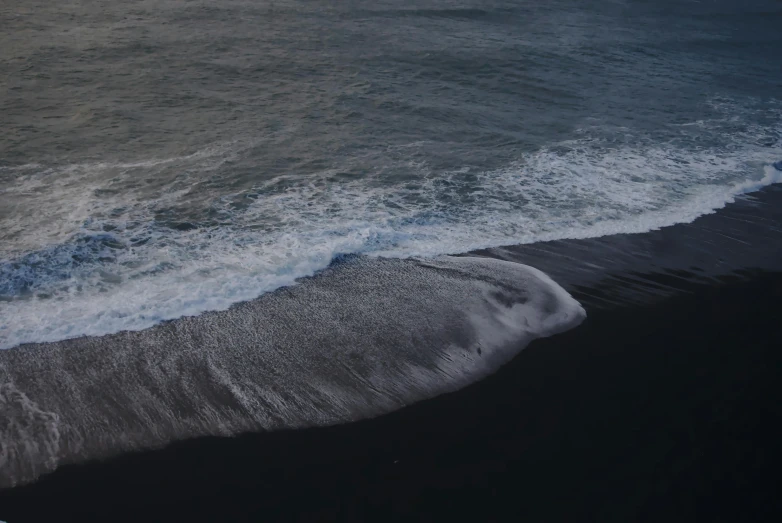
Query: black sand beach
2,188,781,523
3,1,781,521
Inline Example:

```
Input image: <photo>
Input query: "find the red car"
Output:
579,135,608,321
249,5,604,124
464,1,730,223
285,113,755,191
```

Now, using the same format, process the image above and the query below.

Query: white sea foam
0,255,585,487
0,120,780,349
0,142,239,257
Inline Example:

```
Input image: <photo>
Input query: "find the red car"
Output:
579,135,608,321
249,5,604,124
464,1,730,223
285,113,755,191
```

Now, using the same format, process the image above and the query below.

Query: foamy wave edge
0,154,780,350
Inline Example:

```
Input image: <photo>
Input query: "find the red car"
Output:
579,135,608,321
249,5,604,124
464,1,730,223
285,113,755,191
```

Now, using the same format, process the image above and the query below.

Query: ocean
2,0,780,348
1,0,781,520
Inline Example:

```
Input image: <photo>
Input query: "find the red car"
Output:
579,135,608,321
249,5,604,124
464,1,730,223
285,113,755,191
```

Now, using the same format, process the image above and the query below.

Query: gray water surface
1,0,780,346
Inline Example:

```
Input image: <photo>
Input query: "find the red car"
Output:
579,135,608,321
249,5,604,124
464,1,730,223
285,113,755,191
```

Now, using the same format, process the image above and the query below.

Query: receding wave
0,255,585,487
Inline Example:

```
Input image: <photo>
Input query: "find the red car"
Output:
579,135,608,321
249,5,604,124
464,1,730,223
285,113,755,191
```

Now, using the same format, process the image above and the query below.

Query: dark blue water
1,0,781,347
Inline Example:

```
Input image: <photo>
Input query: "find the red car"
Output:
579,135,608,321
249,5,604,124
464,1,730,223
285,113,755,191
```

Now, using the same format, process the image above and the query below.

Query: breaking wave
0,115,780,349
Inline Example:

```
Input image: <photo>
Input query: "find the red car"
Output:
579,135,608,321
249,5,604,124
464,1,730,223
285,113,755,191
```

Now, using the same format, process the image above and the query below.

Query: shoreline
2,186,782,521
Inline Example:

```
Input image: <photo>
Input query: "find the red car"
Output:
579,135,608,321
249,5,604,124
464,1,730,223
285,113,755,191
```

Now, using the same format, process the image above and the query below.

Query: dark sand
2,187,782,522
